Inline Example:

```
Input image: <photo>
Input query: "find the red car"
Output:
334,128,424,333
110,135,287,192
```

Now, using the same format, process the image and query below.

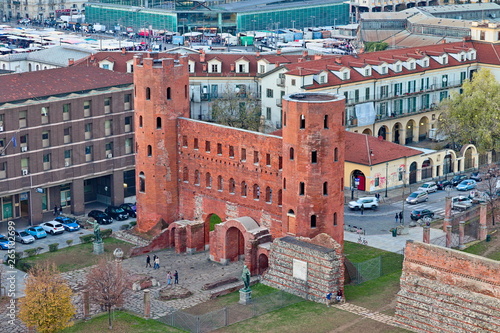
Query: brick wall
395,241,500,333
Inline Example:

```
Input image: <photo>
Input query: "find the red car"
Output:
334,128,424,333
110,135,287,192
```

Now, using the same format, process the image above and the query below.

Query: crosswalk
391,201,447,219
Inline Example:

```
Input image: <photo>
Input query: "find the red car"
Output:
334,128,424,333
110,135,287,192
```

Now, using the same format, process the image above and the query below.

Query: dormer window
423,59,428,67
442,55,448,64
211,64,219,72
409,62,415,70
342,72,348,80
381,66,387,74
320,75,325,83
364,68,370,76
396,64,401,72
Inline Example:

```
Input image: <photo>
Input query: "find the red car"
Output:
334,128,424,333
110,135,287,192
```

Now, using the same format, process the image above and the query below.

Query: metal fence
158,291,303,333
346,254,404,285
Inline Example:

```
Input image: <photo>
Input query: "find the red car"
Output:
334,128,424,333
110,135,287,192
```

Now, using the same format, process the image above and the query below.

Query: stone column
111,170,124,206
458,221,465,250
144,289,151,318
83,290,90,319
443,196,452,232
423,226,430,244
478,203,488,240
445,225,452,248
71,178,85,216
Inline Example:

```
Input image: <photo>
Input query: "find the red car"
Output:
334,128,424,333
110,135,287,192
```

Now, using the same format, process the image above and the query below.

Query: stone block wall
262,234,344,303
395,241,500,333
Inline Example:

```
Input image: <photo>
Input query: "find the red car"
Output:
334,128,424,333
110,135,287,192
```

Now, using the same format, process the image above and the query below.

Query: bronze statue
88,219,102,242
241,265,251,291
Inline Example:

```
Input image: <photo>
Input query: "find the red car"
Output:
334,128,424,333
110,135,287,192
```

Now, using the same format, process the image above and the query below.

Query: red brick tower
133,54,190,233
281,93,345,245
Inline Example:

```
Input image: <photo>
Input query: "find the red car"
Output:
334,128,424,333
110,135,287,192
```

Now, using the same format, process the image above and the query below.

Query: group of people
395,211,404,224
325,289,344,307
145,254,179,286
53,205,63,216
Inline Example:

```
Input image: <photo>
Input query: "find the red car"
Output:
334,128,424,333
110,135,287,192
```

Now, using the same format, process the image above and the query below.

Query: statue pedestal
238,289,252,305
93,241,104,255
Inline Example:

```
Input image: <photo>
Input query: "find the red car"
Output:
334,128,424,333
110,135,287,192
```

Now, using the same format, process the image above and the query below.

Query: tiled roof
0,65,133,104
345,132,422,165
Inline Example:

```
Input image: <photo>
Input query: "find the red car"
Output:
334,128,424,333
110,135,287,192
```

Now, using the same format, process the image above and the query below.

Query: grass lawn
19,238,135,272
463,231,500,260
62,311,184,333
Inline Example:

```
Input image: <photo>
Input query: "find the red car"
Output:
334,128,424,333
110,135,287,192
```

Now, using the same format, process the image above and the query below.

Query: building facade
0,65,135,224
0,0,86,21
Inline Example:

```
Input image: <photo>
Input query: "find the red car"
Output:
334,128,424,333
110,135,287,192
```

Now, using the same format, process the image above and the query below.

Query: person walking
146,255,151,268
154,257,160,270
325,291,333,307
395,213,399,224
174,270,179,284
167,271,172,287
58,205,63,215
53,205,58,216
399,211,403,224
360,204,364,215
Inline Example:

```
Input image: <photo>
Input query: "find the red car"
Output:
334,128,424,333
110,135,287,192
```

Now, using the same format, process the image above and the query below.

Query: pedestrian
395,213,399,224
174,270,179,284
153,254,158,269
154,257,160,269
167,271,172,287
360,204,364,215
325,291,333,307
336,289,343,303
146,255,151,268
58,205,63,215
399,211,403,224
53,205,57,216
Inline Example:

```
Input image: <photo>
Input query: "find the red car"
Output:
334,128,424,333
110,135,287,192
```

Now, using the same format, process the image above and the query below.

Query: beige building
0,0,86,21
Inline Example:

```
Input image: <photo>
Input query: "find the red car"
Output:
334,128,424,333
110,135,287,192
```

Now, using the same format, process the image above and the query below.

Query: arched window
166,87,171,100
217,175,223,191
283,112,287,126
289,147,294,160
333,212,337,226
300,114,305,129
283,178,286,189
156,117,162,129
139,172,145,192
299,182,305,195
277,190,282,206
324,115,329,129
145,87,151,100
206,172,212,188
323,182,328,195
265,187,272,203
229,178,235,193
241,181,247,196
183,167,188,182
147,145,152,157
278,156,283,170
334,147,338,162
253,184,260,200
194,170,200,185
139,115,143,128
310,215,317,228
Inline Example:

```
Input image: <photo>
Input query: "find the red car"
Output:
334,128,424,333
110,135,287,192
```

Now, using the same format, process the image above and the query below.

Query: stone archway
421,159,432,180
418,116,429,141
362,128,372,136
168,226,176,248
409,161,418,184
406,120,416,144
377,125,388,140
352,170,366,191
392,122,402,144
226,226,245,262
258,253,269,275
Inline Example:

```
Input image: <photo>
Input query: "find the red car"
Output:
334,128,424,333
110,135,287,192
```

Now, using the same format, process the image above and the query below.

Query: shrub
101,229,113,239
18,261,33,272
24,248,38,257
120,224,130,231
129,221,137,227
36,247,44,254
48,243,59,252
79,234,94,244
66,239,73,247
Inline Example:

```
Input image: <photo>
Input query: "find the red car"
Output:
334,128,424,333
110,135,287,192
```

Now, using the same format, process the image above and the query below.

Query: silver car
14,230,35,244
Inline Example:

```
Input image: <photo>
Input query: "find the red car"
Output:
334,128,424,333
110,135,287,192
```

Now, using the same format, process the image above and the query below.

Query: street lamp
385,162,389,197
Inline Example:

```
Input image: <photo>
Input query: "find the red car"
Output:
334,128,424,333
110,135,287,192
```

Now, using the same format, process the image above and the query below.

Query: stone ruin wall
395,241,500,333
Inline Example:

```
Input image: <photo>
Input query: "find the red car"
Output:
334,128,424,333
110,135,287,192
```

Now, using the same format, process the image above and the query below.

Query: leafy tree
86,258,129,329
437,68,500,153
476,164,500,225
364,42,388,52
210,83,264,132
19,262,75,333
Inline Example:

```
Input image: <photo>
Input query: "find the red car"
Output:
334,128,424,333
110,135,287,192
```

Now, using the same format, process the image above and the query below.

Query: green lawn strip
214,301,358,333
463,233,500,260
344,271,402,310
19,238,135,272
62,311,184,333
344,241,402,263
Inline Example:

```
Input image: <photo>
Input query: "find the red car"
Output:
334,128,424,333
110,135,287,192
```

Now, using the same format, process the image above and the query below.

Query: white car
418,182,438,193
348,197,379,210
40,221,65,235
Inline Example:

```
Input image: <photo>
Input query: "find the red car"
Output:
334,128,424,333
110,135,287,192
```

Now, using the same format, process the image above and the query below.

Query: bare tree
86,258,129,329
476,164,500,226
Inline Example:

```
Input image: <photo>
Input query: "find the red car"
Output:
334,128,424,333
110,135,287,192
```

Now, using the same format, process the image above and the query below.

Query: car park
436,180,452,190
410,209,435,221
451,175,467,186
40,222,65,235
348,197,379,210
406,191,429,204
26,226,47,239
88,210,113,225
105,206,129,221
470,172,482,182
456,179,477,191
120,203,136,218
14,230,35,244
0,235,13,250
418,182,438,193
54,216,81,232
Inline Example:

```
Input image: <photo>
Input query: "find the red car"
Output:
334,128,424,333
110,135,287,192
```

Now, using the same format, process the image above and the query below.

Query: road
345,186,476,235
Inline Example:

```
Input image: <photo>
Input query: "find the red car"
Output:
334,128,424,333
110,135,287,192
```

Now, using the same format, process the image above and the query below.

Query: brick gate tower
281,93,345,244
133,54,190,233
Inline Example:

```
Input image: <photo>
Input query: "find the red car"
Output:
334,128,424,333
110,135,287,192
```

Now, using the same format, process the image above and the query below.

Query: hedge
48,243,59,252
79,234,94,244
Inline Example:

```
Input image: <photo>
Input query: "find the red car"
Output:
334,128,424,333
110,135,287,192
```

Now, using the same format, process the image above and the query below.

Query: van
406,191,429,204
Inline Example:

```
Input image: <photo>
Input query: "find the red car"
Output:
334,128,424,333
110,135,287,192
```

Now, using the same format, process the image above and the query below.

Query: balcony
276,77,285,87
276,98,282,107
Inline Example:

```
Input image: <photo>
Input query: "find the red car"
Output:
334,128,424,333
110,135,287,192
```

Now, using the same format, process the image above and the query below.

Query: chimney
68,58,74,66
277,48,281,55
256,51,260,58
121,48,126,55
90,54,95,61
230,63,235,72
202,63,207,72
314,54,323,60
298,57,304,63
302,50,308,58
334,57,341,64
200,50,206,62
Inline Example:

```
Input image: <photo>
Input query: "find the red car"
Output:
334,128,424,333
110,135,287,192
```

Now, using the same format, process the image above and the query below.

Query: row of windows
0,95,132,131
301,212,338,228
142,86,188,101
283,113,343,129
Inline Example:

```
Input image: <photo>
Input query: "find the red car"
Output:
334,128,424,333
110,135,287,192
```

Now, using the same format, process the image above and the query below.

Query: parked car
469,172,482,182
88,210,113,225
436,180,452,190
456,179,477,191
418,182,438,193
406,191,429,204
451,175,467,186
40,221,65,235
410,209,435,221
54,216,81,232
0,235,13,250
119,203,136,218
14,230,35,244
25,226,47,239
348,197,379,210
105,206,129,221
451,196,473,211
